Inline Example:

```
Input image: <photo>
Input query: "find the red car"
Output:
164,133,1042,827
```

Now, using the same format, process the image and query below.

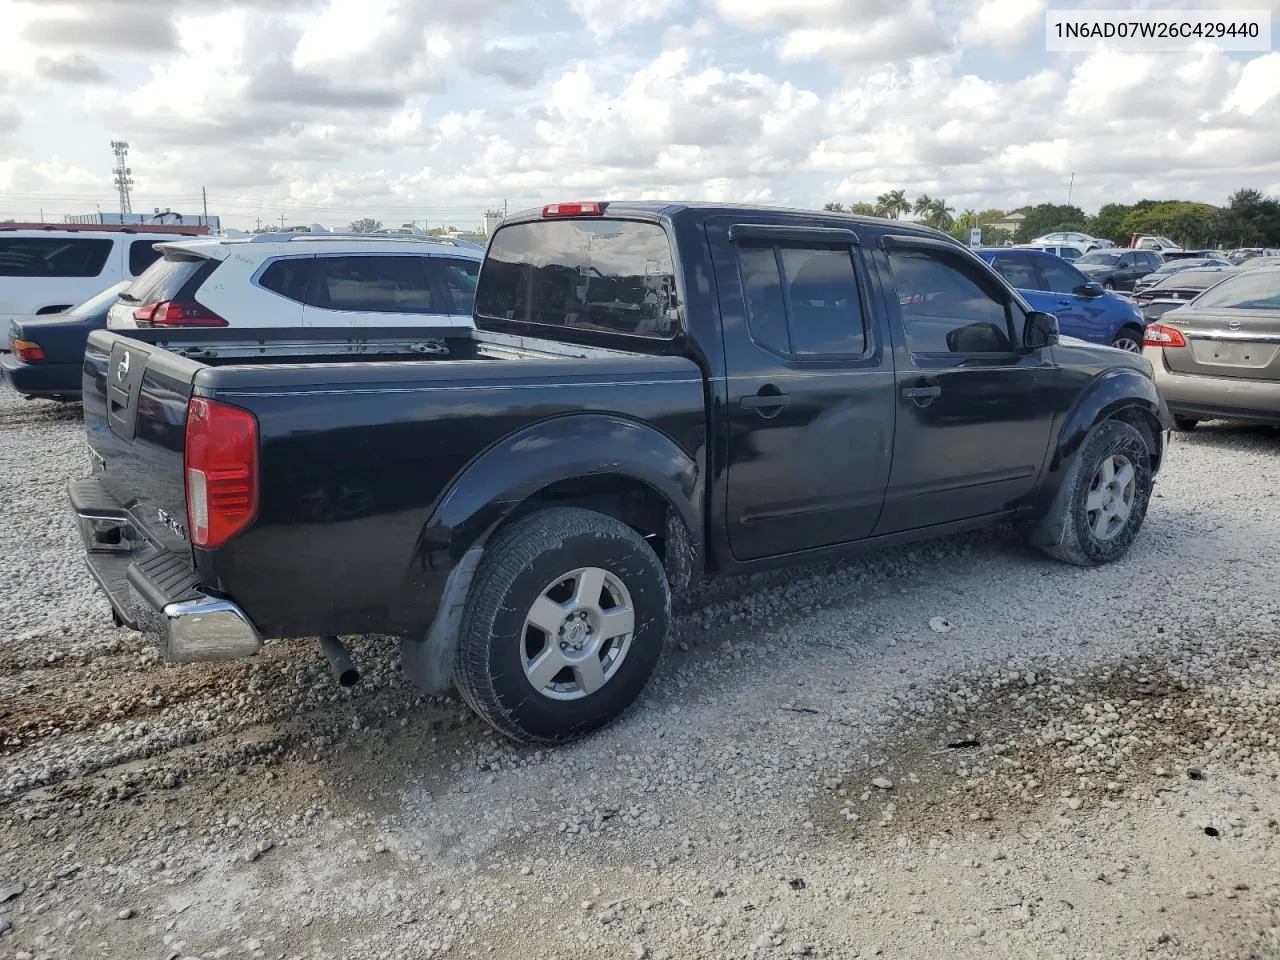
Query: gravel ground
2,383,1280,960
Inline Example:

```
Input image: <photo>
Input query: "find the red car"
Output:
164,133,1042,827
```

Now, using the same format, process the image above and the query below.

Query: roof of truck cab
504,201,955,240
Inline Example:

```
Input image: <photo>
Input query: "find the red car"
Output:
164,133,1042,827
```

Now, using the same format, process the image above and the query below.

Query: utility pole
503,197,508,218
255,216,262,231
1067,171,1075,207
201,186,208,226
279,214,285,230
111,140,133,214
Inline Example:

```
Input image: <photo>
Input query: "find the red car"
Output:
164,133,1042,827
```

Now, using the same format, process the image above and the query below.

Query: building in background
64,208,221,232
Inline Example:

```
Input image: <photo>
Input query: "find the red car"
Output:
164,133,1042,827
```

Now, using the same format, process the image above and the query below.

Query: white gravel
2,383,1280,959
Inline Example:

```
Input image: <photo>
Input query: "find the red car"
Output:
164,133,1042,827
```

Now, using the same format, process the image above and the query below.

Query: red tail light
1143,323,1187,348
147,300,227,327
133,303,158,323
184,397,258,548
12,339,45,362
542,202,605,217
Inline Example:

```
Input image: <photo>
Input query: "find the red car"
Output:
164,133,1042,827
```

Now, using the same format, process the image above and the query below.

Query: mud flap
400,546,483,696
1028,452,1087,549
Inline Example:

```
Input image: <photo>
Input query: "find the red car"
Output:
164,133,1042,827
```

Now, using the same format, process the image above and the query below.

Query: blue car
976,247,1148,353
1,280,128,401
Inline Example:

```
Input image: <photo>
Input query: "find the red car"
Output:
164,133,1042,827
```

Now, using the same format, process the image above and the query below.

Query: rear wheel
1110,326,1144,353
453,507,670,743
1038,420,1153,567
1173,416,1199,432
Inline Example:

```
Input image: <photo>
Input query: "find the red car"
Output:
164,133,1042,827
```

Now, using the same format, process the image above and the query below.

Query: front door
708,218,897,561
872,239,1057,534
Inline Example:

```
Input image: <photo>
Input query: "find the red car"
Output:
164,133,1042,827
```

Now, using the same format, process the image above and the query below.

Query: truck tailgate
82,328,203,556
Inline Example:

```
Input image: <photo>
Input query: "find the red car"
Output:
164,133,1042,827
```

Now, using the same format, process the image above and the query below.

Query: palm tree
876,189,910,220
926,198,956,230
913,194,933,220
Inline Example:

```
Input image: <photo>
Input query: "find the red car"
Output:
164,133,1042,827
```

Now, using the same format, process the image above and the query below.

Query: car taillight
542,202,605,217
12,339,45,362
150,300,227,327
133,303,158,323
184,397,258,548
1143,323,1187,348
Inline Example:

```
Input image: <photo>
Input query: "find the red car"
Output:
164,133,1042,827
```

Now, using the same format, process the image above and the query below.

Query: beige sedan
1144,264,1280,430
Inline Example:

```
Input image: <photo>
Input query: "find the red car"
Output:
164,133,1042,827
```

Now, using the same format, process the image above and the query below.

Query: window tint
1193,270,1280,310
309,256,436,313
476,220,678,339
1145,253,1162,269
0,238,112,277
991,254,1040,290
887,247,1012,354
126,256,205,305
737,243,866,356
436,257,480,314
1037,256,1085,295
128,240,162,276
259,258,312,303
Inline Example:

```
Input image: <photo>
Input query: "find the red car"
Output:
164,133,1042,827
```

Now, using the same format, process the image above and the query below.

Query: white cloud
567,0,684,38
1225,51,1280,115
958,0,1047,52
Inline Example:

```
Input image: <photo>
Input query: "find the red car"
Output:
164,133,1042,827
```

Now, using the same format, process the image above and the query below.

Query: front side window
1038,256,1087,295
736,242,867,357
0,238,113,277
990,254,1040,291
476,219,679,339
309,256,436,313
887,247,1013,354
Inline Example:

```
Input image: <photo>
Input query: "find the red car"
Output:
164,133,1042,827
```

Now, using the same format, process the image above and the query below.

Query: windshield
1193,269,1280,310
1077,252,1120,266
1153,260,1205,275
65,280,130,318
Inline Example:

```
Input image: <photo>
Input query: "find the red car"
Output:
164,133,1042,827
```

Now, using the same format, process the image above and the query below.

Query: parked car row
2,231,483,399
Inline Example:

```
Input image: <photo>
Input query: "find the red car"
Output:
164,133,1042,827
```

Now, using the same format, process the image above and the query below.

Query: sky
1,0,1278,231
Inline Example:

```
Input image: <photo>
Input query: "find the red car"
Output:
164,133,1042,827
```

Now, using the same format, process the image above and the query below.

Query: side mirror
1024,310,1059,350
1074,282,1104,298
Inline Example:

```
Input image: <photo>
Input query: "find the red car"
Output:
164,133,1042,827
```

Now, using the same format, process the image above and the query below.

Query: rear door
873,237,1056,534
424,256,480,318
707,218,896,560
300,254,467,328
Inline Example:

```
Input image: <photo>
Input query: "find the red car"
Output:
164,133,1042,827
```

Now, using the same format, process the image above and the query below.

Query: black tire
1110,325,1144,353
1173,416,1198,432
1037,420,1153,567
1103,280,1115,291
453,506,670,743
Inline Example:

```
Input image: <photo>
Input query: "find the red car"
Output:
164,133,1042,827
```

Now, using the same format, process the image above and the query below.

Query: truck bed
78,325,705,641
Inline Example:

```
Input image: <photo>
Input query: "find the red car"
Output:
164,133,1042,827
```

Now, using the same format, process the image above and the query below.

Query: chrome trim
163,598,262,662
1186,330,1280,343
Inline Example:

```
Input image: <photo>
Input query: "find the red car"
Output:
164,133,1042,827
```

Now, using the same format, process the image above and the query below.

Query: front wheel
1110,326,1144,353
453,507,670,743
1037,420,1153,567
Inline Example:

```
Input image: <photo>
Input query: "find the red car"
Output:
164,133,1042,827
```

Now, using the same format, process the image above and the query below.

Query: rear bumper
70,478,262,662
1148,347,1280,424
0,353,82,398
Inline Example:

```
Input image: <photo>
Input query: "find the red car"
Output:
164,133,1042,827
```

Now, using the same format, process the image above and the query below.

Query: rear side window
476,219,679,339
308,255,436,313
259,257,312,303
434,257,480,313
887,247,1013,354
737,242,866,356
0,238,112,277
128,240,162,276
126,255,206,305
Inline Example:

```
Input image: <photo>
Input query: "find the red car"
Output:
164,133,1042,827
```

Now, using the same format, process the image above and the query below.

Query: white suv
0,224,206,326
107,233,484,330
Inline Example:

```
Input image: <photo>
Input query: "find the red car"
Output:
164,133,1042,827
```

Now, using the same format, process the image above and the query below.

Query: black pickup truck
72,202,1172,742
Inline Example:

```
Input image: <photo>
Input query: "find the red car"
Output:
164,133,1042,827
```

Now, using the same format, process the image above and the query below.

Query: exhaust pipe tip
319,635,361,688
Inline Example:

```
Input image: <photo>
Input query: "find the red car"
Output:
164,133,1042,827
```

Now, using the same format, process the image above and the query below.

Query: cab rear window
475,219,679,339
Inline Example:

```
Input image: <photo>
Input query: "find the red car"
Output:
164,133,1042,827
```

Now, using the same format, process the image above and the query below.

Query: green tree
922,197,955,230
348,217,383,233
1120,201,1218,247
912,194,933,219
1086,203,1133,244
1217,188,1280,246
848,201,878,216
823,202,846,212
875,189,911,219
1013,204,1088,243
